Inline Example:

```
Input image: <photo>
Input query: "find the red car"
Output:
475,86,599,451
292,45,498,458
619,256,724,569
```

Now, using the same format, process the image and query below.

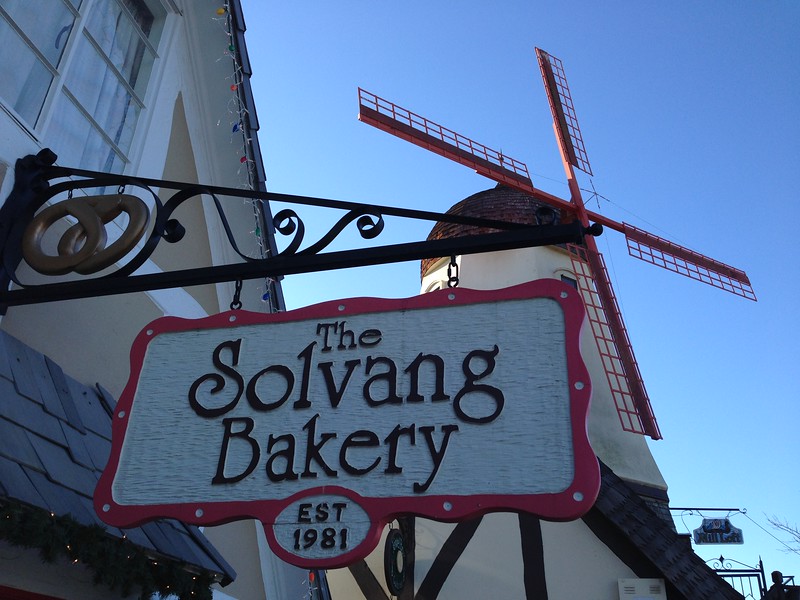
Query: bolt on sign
95,279,600,568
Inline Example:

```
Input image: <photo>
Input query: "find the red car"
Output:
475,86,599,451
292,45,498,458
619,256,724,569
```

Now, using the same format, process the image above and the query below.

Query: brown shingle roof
421,184,566,278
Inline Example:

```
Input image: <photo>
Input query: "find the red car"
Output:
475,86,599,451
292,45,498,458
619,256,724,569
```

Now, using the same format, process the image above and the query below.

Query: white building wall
324,240,668,599
0,1,269,397
0,2,296,599
422,245,666,491
540,519,638,599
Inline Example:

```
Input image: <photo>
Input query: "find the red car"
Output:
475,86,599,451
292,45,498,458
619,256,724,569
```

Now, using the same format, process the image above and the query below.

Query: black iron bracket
0,150,602,310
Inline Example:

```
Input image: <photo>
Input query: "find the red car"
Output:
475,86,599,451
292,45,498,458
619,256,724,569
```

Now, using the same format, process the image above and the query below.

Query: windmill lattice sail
357,86,663,439
623,224,756,300
358,88,535,192
569,244,661,438
536,48,592,176
358,51,754,441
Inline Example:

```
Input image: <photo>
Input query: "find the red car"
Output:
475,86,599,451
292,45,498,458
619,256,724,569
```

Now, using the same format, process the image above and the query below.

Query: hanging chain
230,278,243,310
447,255,459,288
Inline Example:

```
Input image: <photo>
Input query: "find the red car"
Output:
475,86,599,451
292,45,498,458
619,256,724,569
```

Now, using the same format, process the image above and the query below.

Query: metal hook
447,256,459,288
230,278,243,310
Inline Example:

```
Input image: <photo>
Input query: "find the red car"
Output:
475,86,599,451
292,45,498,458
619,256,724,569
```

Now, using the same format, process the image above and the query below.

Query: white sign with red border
95,280,599,568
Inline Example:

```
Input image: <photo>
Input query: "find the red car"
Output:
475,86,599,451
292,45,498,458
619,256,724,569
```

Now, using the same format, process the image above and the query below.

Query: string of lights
214,3,279,312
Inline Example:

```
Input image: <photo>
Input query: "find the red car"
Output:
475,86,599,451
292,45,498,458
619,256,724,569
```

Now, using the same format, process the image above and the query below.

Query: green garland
0,501,216,600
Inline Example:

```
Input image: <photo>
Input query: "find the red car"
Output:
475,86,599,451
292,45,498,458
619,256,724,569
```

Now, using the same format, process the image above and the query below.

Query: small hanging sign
693,518,744,544
95,280,599,568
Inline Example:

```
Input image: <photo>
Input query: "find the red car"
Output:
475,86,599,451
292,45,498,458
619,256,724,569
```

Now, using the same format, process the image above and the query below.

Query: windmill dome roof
421,184,563,278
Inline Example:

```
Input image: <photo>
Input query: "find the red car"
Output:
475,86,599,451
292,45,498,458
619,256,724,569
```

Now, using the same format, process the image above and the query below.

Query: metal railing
706,556,766,599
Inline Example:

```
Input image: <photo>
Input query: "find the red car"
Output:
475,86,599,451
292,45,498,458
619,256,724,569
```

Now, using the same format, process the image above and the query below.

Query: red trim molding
0,585,66,600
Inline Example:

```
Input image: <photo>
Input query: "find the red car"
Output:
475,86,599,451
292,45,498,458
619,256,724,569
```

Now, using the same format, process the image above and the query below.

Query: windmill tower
321,50,752,599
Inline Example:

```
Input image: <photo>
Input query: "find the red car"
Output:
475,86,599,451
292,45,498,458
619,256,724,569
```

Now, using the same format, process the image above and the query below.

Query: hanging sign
95,279,598,568
693,518,744,544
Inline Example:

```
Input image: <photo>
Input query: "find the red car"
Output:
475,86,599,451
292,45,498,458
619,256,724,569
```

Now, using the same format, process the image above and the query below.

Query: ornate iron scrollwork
271,207,385,258
0,149,597,310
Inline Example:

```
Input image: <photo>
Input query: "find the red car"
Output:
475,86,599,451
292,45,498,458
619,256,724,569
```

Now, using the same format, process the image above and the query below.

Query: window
0,0,166,172
0,0,76,125
560,274,578,289
424,280,443,293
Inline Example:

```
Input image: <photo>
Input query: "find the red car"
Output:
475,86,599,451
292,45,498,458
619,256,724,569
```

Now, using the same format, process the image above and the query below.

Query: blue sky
239,0,800,578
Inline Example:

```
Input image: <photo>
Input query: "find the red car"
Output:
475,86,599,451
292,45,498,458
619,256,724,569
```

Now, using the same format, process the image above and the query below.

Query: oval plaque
272,493,372,563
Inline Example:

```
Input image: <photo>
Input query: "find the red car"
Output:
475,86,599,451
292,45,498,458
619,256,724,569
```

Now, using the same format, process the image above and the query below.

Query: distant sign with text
693,518,744,545
95,280,599,568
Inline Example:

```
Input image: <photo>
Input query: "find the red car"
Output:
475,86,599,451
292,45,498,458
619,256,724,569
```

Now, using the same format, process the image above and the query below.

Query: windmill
356,48,755,441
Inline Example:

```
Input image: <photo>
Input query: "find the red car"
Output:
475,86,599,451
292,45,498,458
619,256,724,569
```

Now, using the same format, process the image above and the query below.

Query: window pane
39,0,167,171
85,0,156,97
0,0,76,67
0,15,53,125
48,93,125,173
67,33,140,151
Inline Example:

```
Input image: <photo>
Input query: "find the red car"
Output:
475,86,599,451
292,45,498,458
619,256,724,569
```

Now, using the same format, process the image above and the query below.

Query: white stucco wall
0,4,294,600
421,245,667,491
327,513,644,599
0,2,269,398
323,239,668,600
327,241,672,600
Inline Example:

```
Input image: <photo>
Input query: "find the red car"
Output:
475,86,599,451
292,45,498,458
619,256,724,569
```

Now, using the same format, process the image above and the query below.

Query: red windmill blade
535,47,660,440
357,49,755,441
535,48,755,300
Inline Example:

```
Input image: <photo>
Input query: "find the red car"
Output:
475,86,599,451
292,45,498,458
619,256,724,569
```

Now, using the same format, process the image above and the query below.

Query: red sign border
95,279,599,568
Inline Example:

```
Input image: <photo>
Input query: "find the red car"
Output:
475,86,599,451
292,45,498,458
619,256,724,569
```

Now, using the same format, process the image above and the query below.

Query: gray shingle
3,333,42,403
95,383,116,414
0,377,67,446
0,331,236,583
0,333,14,381
67,378,111,440
0,416,43,470
158,522,209,568
22,467,71,515
0,455,47,509
25,345,68,421
23,467,98,527
141,521,186,561
59,421,95,470
46,356,85,434
80,430,110,472
27,433,98,495
76,494,123,536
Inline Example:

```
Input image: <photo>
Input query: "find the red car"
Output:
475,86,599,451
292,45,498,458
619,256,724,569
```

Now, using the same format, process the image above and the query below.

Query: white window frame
0,0,176,172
